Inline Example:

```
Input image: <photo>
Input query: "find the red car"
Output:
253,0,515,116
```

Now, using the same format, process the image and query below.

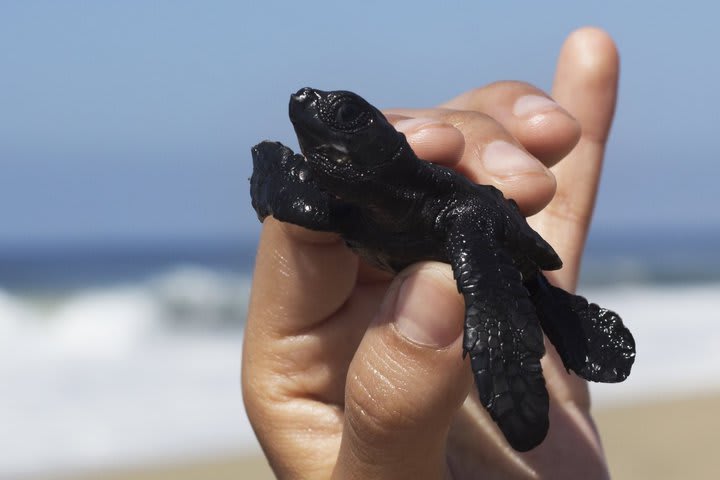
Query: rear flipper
527,274,636,383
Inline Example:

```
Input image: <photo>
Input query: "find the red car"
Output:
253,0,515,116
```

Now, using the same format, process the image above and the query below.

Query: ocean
1,231,719,478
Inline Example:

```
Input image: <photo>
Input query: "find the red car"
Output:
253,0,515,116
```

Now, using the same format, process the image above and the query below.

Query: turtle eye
326,96,372,132
335,101,363,125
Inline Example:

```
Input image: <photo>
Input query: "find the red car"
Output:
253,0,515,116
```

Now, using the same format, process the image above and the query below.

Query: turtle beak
289,87,329,155
291,87,315,104
289,87,323,122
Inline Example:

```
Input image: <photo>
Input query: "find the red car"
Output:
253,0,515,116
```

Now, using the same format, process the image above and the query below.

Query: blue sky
1,1,718,246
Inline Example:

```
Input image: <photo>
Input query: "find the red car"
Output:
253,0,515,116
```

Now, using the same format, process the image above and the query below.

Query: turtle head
289,87,403,196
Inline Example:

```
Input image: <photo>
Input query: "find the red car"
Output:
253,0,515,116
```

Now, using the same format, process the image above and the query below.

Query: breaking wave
0,266,256,478
1,265,719,477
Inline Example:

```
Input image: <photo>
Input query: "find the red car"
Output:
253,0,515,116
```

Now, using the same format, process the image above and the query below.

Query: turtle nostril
289,87,320,121
291,87,314,104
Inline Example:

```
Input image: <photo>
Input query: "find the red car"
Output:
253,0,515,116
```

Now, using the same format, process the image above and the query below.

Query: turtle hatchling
249,87,636,451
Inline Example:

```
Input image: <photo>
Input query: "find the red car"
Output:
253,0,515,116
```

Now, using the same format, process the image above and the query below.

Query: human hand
242,27,619,479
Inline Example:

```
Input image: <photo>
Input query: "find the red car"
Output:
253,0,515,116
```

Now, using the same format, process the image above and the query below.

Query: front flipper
447,222,549,452
250,141,350,231
527,274,636,383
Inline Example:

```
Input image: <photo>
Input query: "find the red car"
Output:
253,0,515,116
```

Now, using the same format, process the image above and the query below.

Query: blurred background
2,1,719,479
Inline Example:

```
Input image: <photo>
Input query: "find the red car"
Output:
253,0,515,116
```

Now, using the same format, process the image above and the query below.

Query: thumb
333,263,472,480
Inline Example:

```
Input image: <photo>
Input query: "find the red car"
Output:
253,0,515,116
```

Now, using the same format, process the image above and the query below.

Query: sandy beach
44,393,718,480
56,456,275,480
595,393,720,480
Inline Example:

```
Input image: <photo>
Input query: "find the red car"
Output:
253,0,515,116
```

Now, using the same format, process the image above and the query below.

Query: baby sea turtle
249,87,635,451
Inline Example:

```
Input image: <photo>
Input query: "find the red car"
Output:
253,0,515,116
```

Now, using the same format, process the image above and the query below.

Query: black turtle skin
250,87,636,451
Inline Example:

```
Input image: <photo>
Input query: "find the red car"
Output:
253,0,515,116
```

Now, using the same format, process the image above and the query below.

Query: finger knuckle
441,110,503,134
487,79,538,93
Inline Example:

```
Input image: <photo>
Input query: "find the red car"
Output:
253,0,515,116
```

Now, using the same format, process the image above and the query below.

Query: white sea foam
0,267,257,479
0,273,718,477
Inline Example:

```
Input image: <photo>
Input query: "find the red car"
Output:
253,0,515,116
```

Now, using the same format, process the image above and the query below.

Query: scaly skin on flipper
249,87,636,451
527,274,636,383
446,214,549,451
251,141,338,229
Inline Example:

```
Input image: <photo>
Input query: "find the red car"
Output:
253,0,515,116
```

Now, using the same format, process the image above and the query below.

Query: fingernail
394,117,447,134
513,94,561,119
393,267,462,348
481,140,547,177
